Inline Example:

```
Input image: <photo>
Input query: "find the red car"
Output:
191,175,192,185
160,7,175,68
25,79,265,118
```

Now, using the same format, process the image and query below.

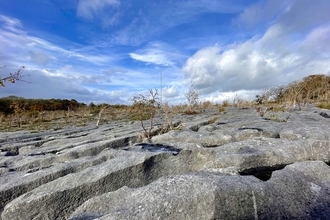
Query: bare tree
184,85,200,113
0,66,27,87
270,85,287,104
285,81,304,110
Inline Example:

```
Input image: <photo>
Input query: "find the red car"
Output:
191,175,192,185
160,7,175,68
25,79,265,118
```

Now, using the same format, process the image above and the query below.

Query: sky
0,0,329,105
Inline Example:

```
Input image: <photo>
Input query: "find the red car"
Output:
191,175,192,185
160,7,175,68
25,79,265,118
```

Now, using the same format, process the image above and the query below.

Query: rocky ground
1,106,330,220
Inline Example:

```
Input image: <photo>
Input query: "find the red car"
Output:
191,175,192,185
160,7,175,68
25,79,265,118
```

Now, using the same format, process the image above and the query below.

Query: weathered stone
68,161,330,220
152,129,233,147
1,106,330,219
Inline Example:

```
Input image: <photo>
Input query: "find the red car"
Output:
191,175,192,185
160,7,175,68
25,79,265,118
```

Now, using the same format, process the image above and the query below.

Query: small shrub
222,100,229,107
161,102,174,130
131,89,160,139
202,101,213,109
183,110,198,115
219,106,226,112
233,94,244,108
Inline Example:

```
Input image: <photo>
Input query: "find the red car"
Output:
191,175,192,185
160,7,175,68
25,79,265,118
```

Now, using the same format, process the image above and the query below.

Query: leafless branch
0,66,29,87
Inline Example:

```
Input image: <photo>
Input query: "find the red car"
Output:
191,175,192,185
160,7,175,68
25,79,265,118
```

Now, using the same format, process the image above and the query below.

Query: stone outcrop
68,161,330,220
1,106,330,219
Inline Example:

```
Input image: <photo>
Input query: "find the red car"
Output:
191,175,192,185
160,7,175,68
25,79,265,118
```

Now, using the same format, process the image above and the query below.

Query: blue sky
0,0,329,104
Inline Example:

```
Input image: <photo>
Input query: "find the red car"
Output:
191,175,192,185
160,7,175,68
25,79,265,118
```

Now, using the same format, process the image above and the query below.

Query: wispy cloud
235,0,288,28
77,0,121,28
0,14,24,34
109,0,245,46
0,13,129,103
129,42,186,66
0,15,114,69
77,0,120,19
27,36,114,65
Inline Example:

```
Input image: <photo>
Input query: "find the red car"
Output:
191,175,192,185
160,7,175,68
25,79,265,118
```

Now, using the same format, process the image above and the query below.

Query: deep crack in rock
239,164,287,181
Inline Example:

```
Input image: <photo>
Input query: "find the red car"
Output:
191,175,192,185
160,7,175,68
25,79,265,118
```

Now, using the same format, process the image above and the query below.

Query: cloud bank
183,0,330,102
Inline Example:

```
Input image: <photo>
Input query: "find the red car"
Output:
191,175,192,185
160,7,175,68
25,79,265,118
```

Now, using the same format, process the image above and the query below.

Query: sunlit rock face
1,106,330,220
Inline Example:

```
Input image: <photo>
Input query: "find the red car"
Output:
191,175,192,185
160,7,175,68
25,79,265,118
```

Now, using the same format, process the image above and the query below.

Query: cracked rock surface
1,106,330,220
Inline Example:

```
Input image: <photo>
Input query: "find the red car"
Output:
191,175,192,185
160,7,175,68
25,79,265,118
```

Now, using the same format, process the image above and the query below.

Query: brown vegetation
130,89,160,139
0,73,329,132
0,97,130,132
261,74,330,106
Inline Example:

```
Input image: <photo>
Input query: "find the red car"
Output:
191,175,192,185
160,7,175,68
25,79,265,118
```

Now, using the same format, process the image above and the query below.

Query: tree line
0,96,85,115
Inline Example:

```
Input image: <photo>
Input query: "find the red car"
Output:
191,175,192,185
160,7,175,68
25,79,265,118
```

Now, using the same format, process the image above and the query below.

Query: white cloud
130,53,172,66
203,89,261,104
163,86,179,98
183,25,330,96
129,42,186,66
182,0,330,100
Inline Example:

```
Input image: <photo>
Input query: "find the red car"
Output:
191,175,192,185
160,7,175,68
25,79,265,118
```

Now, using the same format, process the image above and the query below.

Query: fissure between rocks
239,164,287,181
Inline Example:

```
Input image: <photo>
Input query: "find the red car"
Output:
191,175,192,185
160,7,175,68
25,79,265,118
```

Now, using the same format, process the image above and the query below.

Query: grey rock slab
1,150,151,220
280,111,330,141
232,124,280,141
69,161,330,220
263,111,291,122
0,135,138,174
2,149,206,220
0,150,113,214
69,173,222,220
204,138,330,172
0,126,97,144
0,135,140,214
1,127,126,156
152,129,233,147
